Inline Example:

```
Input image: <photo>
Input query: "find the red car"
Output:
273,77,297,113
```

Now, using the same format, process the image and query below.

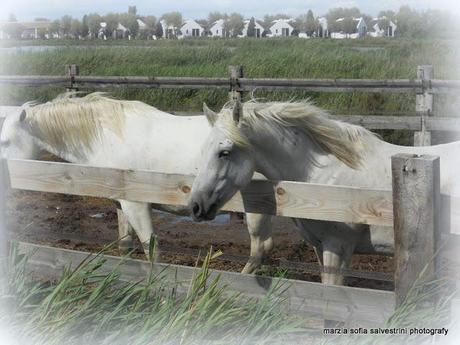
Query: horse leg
119,200,156,259
117,208,135,254
242,213,273,274
319,242,353,328
321,241,354,286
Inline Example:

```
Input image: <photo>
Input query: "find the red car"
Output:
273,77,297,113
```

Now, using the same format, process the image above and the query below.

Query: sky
1,0,459,22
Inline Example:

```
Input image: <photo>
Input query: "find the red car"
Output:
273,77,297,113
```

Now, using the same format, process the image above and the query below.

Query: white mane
22,92,156,158
217,100,376,169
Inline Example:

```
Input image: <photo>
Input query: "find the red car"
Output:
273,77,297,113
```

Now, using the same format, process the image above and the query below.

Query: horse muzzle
189,198,220,222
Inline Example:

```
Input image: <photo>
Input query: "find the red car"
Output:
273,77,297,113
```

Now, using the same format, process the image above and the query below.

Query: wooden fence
0,65,459,326
1,64,460,146
0,152,457,325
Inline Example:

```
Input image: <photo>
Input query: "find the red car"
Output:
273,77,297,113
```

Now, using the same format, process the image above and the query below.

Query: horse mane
218,100,375,169
22,92,155,158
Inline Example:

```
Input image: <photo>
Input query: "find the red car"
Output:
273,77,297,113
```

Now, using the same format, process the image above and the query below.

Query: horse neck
31,135,83,163
245,122,320,181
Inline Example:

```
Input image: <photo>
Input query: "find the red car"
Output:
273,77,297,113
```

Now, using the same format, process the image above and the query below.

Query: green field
0,38,458,144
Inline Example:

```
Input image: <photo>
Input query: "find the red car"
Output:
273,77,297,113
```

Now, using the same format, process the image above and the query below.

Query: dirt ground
6,184,394,291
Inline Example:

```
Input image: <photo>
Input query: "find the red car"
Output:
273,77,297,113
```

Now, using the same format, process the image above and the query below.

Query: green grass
1,241,455,345
1,242,305,345
0,38,458,145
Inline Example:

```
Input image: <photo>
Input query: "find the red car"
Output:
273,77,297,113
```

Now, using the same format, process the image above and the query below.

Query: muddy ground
6,185,394,291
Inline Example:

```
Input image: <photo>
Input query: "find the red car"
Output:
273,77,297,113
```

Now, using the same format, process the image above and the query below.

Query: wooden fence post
229,65,243,121
0,117,9,281
65,64,79,92
392,153,440,306
229,66,245,222
413,65,434,146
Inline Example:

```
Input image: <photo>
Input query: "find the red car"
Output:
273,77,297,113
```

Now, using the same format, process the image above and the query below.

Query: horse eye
218,150,230,158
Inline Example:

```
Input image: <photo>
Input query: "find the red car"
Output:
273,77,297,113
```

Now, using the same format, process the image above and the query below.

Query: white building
209,19,225,37
137,19,147,30
160,19,177,38
330,17,367,39
355,17,367,38
316,17,329,38
239,19,264,38
369,17,397,37
180,19,203,38
98,22,107,39
268,19,294,37
113,23,129,39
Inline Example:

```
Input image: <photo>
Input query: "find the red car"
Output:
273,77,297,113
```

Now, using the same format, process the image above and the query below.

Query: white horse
0,93,273,270
189,100,460,285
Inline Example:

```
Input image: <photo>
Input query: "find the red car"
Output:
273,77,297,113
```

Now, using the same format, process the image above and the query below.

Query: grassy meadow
0,37,459,144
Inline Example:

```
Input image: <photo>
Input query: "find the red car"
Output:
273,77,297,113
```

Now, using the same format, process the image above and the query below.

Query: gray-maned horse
189,100,460,285
0,93,272,271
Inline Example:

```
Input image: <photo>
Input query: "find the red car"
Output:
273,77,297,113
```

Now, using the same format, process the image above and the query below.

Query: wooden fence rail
16,241,395,326
6,159,394,227
1,74,459,94
2,106,460,132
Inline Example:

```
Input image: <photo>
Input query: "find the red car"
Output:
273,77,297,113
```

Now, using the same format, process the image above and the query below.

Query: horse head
189,103,255,221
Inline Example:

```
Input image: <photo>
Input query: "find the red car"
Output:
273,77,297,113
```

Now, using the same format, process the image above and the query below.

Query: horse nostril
192,202,201,217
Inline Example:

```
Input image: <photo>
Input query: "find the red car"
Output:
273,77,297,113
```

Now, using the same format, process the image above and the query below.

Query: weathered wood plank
1,74,458,94
7,159,394,227
392,154,441,306
0,75,68,86
17,241,395,326
414,65,434,146
334,115,421,130
3,106,460,132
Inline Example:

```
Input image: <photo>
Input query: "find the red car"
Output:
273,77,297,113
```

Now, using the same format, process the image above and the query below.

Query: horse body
1,94,273,268
191,100,460,285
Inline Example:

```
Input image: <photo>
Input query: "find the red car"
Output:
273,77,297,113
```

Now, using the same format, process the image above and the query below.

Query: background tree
207,11,227,25
87,13,102,38
8,13,17,22
262,13,289,29
34,17,50,22
341,17,357,34
395,6,426,37
223,12,244,37
104,13,120,38
154,20,163,38
49,20,61,37
247,17,256,37
81,15,89,37
294,14,307,33
305,9,317,36
70,18,83,38
195,19,209,36
2,22,25,38
139,15,156,39
120,12,139,37
161,11,183,37
60,15,72,37
36,27,47,39
128,6,137,16
326,7,361,32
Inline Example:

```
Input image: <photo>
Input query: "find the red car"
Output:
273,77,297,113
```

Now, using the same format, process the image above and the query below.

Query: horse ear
203,103,217,126
19,109,27,122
